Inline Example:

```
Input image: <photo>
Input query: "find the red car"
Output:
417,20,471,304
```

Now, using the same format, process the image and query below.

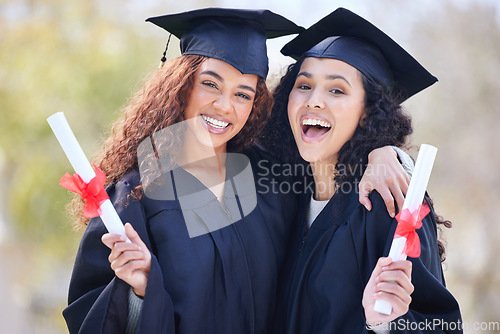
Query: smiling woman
183,58,258,154
288,57,366,164
62,8,304,334
266,7,462,333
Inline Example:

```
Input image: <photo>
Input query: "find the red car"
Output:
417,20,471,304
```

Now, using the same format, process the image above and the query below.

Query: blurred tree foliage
0,0,163,251
0,0,174,331
406,2,500,324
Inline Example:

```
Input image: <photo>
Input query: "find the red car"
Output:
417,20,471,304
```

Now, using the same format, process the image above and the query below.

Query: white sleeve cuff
392,146,414,179
368,321,391,334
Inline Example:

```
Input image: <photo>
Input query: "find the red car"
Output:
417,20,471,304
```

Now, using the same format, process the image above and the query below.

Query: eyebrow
201,70,223,82
200,70,256,94
297,71,352,87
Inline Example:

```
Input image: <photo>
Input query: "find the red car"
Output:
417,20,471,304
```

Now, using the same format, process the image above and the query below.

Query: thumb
358,182,373,211
359,193,372,211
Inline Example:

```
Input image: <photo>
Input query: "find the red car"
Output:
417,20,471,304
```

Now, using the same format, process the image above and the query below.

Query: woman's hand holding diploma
101,223,152,297
363,257,414,329
374,144,437,316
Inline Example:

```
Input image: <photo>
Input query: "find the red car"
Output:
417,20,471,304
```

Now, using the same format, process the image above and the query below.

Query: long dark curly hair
70,54,273,228
259,56,451,261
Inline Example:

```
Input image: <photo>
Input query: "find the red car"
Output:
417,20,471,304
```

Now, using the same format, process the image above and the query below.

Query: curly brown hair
70,54,273,228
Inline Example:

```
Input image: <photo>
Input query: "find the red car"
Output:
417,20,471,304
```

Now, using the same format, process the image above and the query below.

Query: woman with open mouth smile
288,56,366,171
264,7,462,334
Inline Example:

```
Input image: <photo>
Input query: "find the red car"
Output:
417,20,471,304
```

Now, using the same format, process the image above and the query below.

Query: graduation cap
281,7,437,102
147,8,304,78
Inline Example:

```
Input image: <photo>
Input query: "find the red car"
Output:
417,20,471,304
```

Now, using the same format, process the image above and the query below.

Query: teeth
302,118,331,128
202,115,229,128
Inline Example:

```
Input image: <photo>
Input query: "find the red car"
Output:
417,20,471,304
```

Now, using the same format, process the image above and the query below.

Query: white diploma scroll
374,144,438,315
47,112,129,240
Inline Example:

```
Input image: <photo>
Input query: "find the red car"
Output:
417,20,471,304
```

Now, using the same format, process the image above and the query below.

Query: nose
306,89,324,110
213,93,232,114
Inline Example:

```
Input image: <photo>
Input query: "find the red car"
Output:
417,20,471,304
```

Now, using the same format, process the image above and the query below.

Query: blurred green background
1,0,499,332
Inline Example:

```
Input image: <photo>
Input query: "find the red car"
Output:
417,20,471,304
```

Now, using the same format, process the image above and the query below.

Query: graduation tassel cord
159,33,172,68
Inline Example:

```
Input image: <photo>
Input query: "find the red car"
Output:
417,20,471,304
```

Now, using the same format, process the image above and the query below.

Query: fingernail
390,212,395,218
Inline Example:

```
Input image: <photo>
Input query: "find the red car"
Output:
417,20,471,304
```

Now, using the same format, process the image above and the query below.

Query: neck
310,157,337,201
181,128,226,163
179,130,227,199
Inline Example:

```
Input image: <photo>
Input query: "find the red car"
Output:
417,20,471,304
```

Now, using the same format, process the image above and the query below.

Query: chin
298,142,341,165
298,147,326,163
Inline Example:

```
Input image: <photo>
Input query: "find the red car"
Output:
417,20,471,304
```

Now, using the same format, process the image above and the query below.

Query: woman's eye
330,88,344,95
236,93,251,100
202,81,218,89
297,84,310,90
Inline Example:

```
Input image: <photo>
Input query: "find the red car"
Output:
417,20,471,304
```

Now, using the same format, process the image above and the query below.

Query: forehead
300,57,361,81
198,58,259,86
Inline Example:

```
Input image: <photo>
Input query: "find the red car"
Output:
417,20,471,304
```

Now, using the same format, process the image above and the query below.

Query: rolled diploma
374,144,437,315
47,112,128,239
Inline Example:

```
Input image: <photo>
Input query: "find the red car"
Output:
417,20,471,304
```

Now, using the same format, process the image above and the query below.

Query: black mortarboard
147,8,304,78
281,7,437,102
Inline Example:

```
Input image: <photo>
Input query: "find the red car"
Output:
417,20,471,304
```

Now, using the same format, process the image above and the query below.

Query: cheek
234,105,253,129
184,90,202,117
336,111,364,141
183,103,195,119
338,114,360,133
287,95,301,126
189,85,215,105
340,99,364,124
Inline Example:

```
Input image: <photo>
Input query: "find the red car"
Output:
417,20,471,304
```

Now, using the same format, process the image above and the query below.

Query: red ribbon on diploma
394,203,430,258
59,164,109,218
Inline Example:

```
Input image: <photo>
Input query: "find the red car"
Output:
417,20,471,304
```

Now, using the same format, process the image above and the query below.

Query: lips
300,116,332,143
201,114,232,134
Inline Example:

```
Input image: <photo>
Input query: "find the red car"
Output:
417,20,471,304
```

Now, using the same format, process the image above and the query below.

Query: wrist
368,146,397,162
366,319,382,328
366,320,390,332
133,287,145,298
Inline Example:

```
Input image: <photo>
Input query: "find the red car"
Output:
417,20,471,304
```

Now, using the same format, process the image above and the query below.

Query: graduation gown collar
128,153,256,238
300,181,361,232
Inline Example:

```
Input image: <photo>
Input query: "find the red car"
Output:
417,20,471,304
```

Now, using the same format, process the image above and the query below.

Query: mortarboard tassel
159,33,172,68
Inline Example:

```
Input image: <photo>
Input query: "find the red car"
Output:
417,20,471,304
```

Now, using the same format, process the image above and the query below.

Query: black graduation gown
62,146,299,334
274,185,462,334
